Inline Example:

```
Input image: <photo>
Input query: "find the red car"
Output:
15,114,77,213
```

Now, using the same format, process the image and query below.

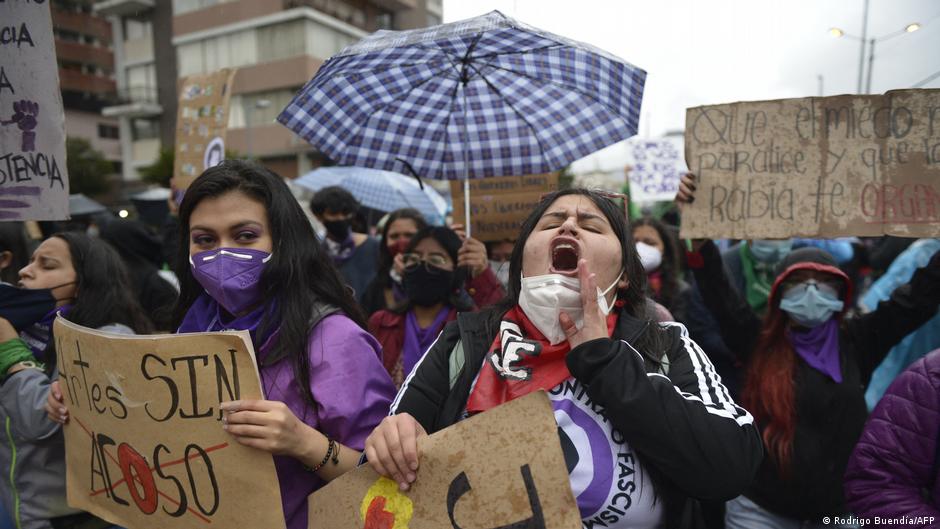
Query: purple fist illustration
2,100,39,152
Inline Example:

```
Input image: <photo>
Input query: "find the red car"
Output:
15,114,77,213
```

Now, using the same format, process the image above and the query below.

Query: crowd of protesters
0,160,938,529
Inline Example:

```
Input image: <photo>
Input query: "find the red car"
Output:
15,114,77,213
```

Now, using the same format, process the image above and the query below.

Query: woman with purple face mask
47,161,396,529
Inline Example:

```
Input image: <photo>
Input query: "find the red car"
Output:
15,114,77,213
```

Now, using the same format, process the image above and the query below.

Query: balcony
102,86,162,118
58,69,117,97
55,40,114,71
365,0,417,12
52,8,112,43
93,0,155,17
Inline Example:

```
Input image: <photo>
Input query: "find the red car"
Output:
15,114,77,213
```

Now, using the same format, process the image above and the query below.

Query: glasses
781,278,842,298
539,190,629,220
402,253,452,272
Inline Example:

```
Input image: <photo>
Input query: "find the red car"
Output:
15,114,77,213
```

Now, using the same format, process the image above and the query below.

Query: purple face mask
190,248,271,315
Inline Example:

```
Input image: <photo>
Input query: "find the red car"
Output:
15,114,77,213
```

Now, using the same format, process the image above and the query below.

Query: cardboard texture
173,69,237,190
54,318,285,529
626,137,686,202
0,2,69,220
450,174,559,241
308,391,581,529
681,89,940,239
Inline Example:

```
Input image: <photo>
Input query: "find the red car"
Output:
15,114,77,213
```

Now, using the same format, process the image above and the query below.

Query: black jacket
692,240,940,521
390,307,763,529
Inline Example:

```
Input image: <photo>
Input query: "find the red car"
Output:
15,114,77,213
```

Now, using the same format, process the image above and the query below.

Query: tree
139,148,243,188
139,147,174,187
66,137,114,196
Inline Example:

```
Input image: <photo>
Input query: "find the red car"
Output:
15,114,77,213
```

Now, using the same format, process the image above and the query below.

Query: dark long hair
486,188,669,366
633,216,682,311
171,160,365,410
45,232,153,371
377,208,427,284
392,226,472,314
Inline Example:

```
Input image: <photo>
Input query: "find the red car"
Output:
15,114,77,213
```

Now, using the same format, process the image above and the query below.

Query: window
124,19,152,40
98,123,120,140
127,64,156,102
173,0,219,15
376,13,393,30
257,20,306,62
176,17,361,76
306,19,356,59
131,118,160,141
55,29,81,42
177,29,257,77
229,88,300,128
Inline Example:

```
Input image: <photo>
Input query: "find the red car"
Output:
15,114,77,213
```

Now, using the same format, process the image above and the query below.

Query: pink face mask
190,248,272,315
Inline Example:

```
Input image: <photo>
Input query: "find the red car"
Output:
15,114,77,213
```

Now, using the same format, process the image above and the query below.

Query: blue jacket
863,238,940,409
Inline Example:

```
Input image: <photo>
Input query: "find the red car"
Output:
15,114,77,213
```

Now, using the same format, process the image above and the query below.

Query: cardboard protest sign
173,69,237,190
450,173,559,241
626,137,686,202
681,89,940,239
308,391,580,529
54,318,285,529
0,1,69,220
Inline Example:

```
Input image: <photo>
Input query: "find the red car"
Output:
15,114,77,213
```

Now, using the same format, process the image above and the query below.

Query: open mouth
550,237,580,276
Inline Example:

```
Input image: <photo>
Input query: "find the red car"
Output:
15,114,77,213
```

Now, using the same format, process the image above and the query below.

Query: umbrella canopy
68,194,107,217
277,10,646,181
295,166,447,223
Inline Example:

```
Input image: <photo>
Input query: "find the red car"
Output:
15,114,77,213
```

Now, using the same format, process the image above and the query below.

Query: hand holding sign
364,412,426,491
45,379,67,424
312,392,580,529
55,318,285,529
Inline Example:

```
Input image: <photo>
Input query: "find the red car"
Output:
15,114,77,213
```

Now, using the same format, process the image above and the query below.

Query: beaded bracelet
306,437,338,473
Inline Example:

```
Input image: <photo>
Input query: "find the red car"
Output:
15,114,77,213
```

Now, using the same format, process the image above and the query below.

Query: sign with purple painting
0,1,69,220
626,137,686,203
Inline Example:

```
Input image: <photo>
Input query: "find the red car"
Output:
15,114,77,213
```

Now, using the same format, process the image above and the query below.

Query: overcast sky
443,0,940,172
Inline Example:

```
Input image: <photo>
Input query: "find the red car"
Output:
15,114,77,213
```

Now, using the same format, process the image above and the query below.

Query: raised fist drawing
2,100,40,152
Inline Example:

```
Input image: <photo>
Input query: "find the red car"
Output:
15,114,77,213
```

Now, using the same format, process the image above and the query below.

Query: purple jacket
844,348,940,526
258,314,395,529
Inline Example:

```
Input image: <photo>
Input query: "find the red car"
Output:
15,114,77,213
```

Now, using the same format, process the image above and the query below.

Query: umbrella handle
463,179,471,239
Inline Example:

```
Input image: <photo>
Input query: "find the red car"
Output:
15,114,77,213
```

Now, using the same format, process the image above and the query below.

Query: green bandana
740,243,774,314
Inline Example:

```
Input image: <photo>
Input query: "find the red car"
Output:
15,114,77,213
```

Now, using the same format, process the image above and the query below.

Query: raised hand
559,259,609,350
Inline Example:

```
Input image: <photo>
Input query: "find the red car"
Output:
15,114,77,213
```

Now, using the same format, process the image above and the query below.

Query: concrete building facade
171,0,438,179
51,1,122,167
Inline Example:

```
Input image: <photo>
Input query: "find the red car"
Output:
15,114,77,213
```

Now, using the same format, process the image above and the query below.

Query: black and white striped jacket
389,308,763,529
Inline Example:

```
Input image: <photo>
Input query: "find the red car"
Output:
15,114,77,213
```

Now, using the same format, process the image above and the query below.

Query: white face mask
635,242,662,272
517,272,620,345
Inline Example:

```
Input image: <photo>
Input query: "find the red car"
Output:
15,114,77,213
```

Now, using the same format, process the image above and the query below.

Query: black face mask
403,265,455,307
323,220,351,241
0,284,58,331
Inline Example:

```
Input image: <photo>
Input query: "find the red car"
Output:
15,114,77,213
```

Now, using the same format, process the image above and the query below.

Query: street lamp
830,19,921,94
245,98,272,160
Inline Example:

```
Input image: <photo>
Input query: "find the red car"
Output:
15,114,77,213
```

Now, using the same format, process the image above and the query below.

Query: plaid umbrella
278,10,645,229
295,166,447,223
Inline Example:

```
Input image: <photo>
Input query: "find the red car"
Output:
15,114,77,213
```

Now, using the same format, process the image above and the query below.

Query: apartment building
172,0,440,179
88,0,439,183
51,0,122,168
93,0,177,184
